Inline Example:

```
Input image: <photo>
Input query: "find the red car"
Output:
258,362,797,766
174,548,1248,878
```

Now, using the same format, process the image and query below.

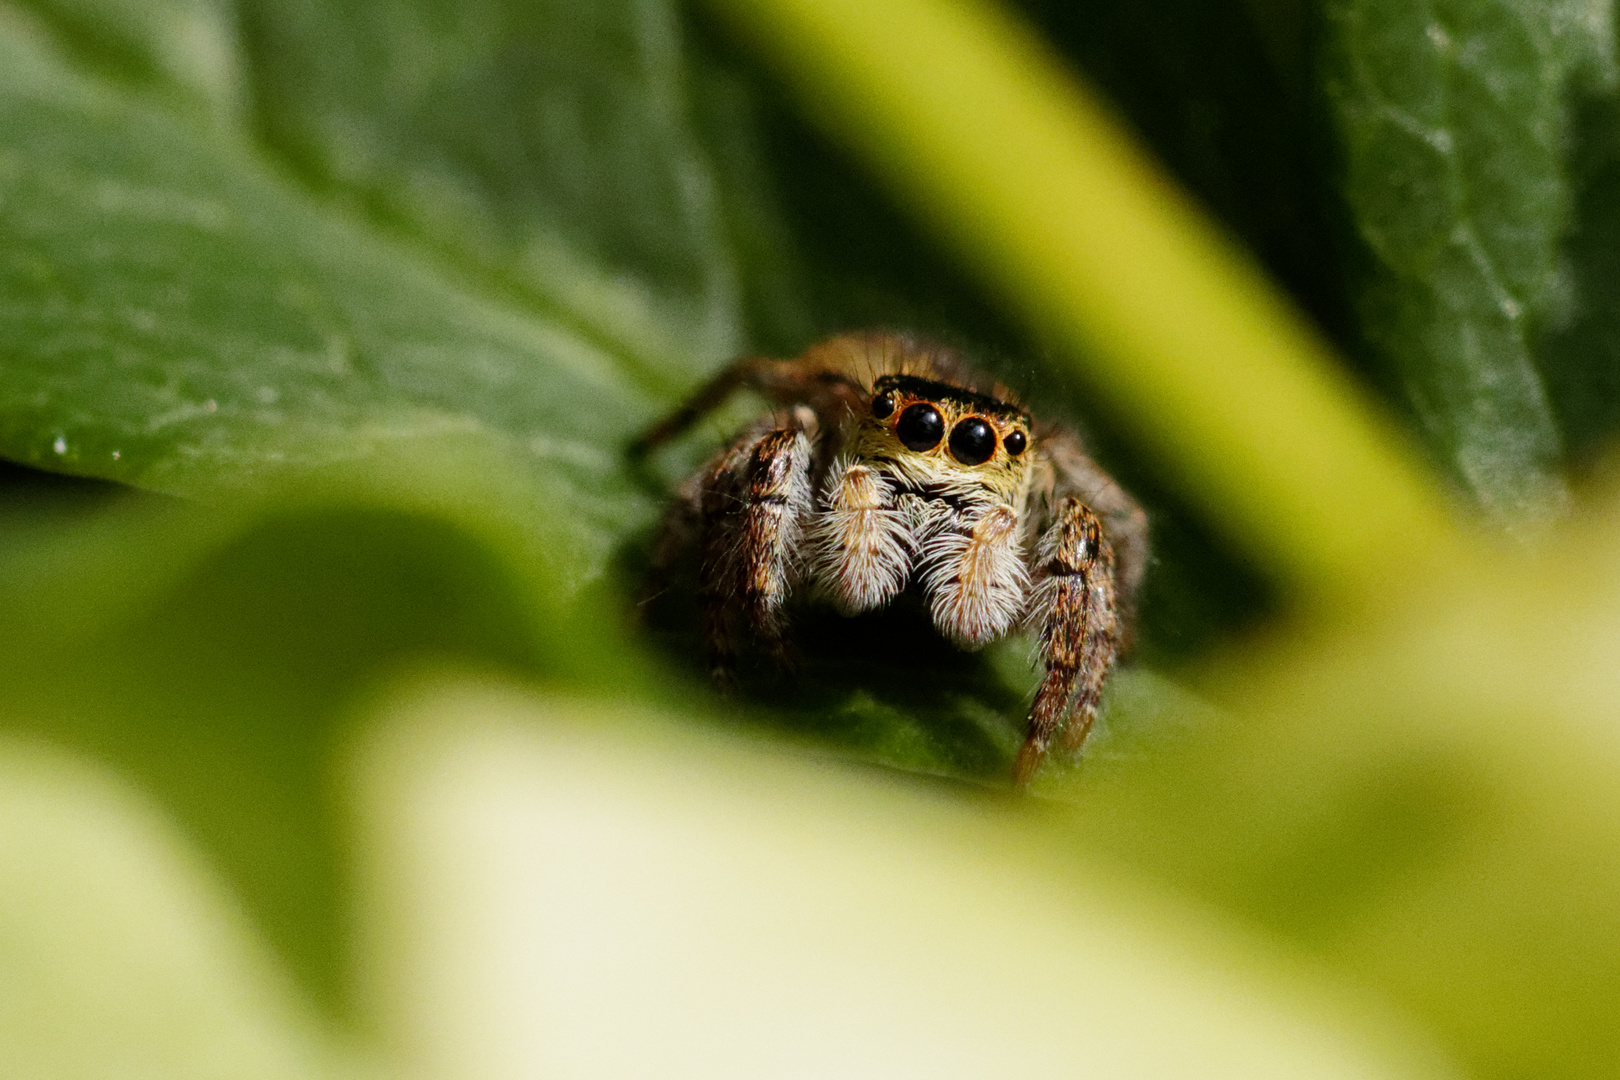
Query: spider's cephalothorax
635,332,1148,786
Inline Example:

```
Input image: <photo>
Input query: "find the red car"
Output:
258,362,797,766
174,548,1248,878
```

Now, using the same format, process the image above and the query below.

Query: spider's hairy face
853,373,1034,504
808,370,1039,650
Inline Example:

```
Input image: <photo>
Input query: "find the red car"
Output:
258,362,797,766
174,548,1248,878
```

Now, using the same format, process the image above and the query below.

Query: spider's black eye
948,417,997,465
1003,429,1027,456
896,402,944,451
870,391,895,419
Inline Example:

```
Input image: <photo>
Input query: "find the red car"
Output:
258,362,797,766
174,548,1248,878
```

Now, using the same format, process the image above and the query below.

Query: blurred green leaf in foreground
7,0,1620,1078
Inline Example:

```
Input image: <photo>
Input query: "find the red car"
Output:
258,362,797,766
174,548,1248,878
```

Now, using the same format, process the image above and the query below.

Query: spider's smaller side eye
1004,429,1027,456
896,402,945,451
870,391,895,419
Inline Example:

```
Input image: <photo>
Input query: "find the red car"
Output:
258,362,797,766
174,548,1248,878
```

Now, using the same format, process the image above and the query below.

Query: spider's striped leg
1042,429,1148,653
1014,496,1119,786
632,353,857,456
699,424,815,687
634,357,774,455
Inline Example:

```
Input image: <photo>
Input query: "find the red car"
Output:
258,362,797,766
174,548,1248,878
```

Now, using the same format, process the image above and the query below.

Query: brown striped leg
632,354,859,456
1013,497,1119,786
698,424,815,687
633,358,775,455
1041,429,1148,654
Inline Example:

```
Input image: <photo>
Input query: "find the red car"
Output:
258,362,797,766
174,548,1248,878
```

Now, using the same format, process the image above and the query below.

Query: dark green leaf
1321,0,1617,520
0,9,663,572
237,0,746,380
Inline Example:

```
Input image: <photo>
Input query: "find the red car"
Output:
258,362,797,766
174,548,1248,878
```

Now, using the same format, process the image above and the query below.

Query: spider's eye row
1003,428,1027,456
948,416,997,465
870,391,895,419
896,402,945,451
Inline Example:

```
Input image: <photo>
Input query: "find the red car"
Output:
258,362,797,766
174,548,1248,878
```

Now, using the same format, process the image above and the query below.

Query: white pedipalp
808,455,911,613
918,502,1030,650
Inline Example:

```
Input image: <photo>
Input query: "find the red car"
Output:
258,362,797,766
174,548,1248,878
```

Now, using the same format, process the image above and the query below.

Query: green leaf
14,0,242,115
0,2,716,576
1536,72,1620,464
1320,0,1617,522
237,0,745,378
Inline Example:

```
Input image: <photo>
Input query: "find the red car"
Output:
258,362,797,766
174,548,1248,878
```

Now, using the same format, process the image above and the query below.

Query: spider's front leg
1014,496,1119,786
699,421,815,689
1040,429,1148,651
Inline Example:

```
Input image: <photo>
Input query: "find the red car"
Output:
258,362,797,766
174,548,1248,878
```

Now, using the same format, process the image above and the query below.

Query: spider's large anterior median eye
1003,428,1027,456
896,402,944,451
948,417,996,465
870,391,895,419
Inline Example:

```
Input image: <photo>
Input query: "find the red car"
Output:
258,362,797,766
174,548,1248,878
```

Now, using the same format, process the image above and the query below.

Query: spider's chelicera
634,332,1148,785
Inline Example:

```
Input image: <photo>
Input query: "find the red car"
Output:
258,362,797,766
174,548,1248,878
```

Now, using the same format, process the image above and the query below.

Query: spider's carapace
634,332,1148,785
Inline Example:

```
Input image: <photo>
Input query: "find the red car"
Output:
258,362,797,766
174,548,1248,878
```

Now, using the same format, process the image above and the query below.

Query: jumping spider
635,332,1148,785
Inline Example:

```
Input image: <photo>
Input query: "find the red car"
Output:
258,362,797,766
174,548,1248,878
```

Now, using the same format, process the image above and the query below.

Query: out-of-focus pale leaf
1061,481,1620,1080
0,737,342,1080
0,452,642,1006
1320,0,1617,522
346,676,1462,1080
